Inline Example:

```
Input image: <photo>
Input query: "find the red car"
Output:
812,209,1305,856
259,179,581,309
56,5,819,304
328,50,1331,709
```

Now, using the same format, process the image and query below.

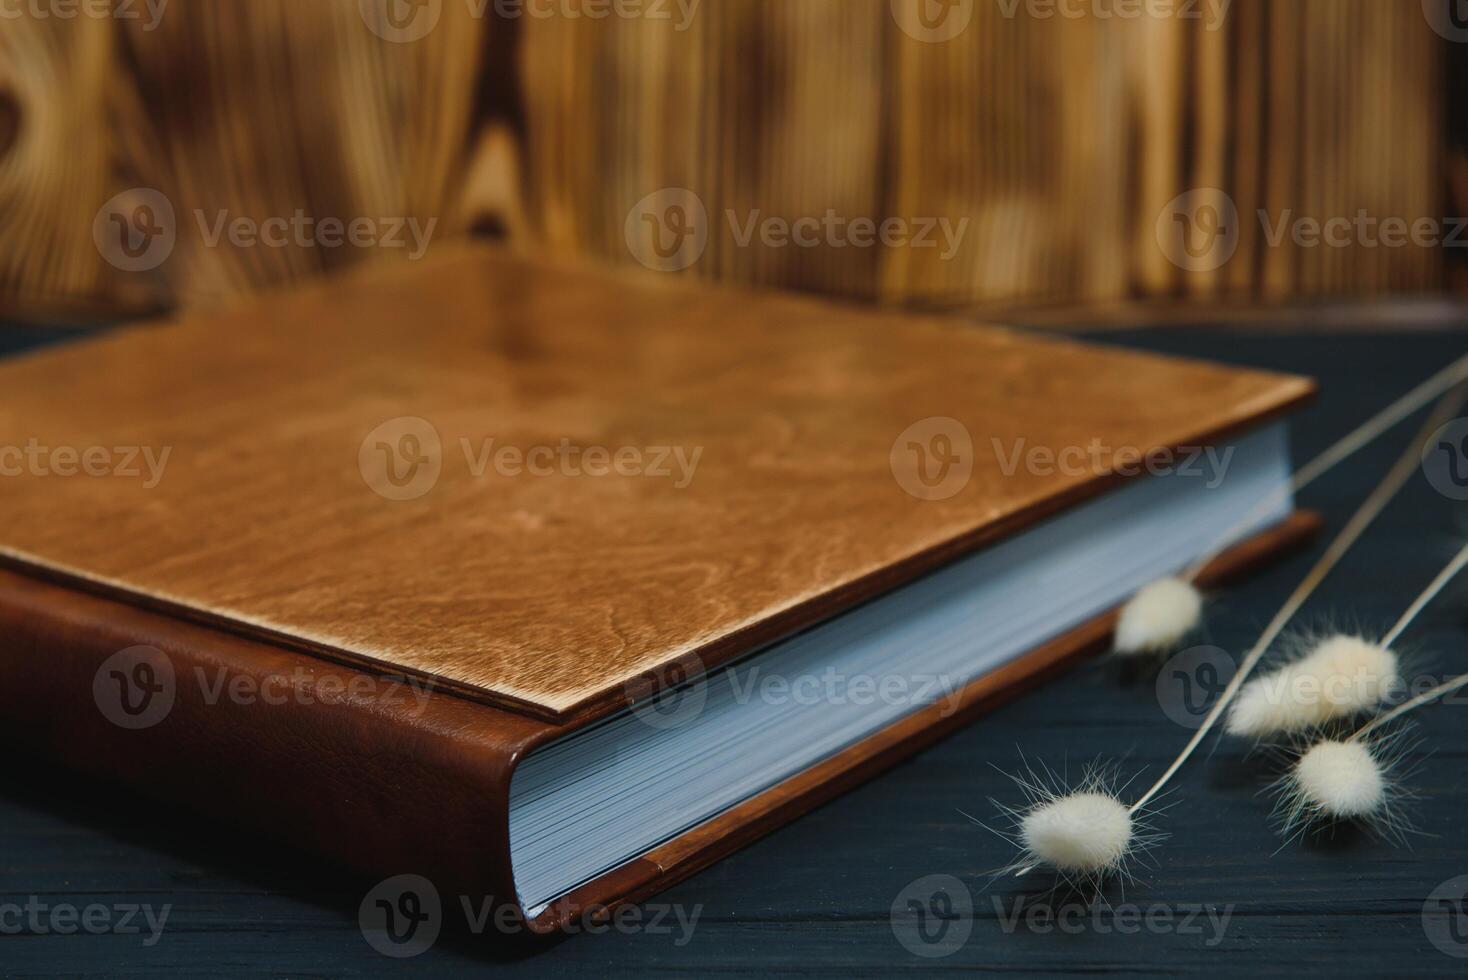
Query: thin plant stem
1354,672,1468,742
1127,382,1468,814
1381,541,1468,649
1181,354,1468,583
1012,379,1468,876
1291,353,1468,491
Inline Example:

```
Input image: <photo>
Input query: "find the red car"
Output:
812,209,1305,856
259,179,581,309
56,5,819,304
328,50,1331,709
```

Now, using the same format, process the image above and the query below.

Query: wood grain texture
0,0,1448,316
0,14,119,314
111,0,486,310
0,247,1312,718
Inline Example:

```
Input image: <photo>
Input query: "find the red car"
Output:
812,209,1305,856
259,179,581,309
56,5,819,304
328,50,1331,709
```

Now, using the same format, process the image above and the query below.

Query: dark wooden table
2,321,1467,977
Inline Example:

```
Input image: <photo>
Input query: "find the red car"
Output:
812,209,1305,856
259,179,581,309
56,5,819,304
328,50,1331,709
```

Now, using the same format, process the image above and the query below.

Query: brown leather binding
0,510,1318,934
0,247,1314,722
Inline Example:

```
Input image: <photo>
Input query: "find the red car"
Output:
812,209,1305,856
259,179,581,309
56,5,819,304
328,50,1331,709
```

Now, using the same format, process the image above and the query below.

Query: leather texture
0,511,1317,933
0,246,1314,720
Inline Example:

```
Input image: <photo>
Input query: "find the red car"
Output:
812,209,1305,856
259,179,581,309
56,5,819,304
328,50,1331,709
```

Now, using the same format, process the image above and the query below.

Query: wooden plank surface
1,321,1466,976
0,2,1447,316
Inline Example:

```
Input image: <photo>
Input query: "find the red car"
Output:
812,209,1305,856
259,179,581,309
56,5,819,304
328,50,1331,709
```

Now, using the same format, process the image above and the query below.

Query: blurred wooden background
0,0,1457,320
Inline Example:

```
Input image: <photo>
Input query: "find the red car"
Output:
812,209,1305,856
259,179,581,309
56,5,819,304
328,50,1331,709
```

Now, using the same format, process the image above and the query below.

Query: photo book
0,248,1315,930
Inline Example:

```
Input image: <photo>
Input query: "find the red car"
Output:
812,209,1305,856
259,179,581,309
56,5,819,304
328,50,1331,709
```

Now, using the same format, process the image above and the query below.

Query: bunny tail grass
1008,380,1468,879
1226,540,1468,738
1270,666,1468,846
1268,730,1418,845
1226,635,1400,738
1122,382,1466,817
988,759,1168,893
1113,577,1203,657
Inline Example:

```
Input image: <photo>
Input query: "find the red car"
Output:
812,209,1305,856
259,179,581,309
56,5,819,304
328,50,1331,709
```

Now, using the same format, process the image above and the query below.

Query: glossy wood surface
0,248,1311,718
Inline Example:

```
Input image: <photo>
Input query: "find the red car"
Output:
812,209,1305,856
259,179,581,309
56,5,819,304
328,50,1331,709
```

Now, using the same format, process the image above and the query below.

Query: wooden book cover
0,247,1315,931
